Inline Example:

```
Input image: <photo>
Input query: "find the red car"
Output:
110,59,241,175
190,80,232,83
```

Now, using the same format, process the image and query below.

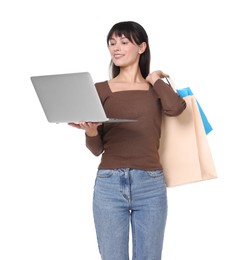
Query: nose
113,42,121,52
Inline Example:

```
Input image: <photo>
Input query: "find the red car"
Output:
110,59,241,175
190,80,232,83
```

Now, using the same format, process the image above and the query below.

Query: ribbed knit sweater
86,79,186,170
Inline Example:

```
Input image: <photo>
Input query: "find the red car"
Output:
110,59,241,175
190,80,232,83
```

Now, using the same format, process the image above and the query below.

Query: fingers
157,70,169,78
79,122,87,129
146,70,170,85
68,122,102,130
79,122,102,128
68,123,81,129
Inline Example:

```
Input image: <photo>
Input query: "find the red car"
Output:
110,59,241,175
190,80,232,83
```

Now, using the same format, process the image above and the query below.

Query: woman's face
108,33,143,68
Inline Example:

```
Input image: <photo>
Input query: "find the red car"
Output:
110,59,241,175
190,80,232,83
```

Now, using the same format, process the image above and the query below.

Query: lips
114,54,124,59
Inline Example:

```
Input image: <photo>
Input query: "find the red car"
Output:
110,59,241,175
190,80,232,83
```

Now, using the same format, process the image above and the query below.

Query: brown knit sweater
85,79,186,170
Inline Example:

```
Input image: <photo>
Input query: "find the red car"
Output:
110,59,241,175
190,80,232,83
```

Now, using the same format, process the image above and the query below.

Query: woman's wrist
86,131,98,137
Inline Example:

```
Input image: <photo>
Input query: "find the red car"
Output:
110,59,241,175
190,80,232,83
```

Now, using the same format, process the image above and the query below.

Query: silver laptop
30,72,137,123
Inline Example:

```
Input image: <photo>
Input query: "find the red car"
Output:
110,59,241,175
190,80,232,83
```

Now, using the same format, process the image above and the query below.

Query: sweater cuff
85,133,103,156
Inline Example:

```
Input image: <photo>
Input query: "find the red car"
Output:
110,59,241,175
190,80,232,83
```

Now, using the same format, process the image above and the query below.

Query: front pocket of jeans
147,170,163,178
97,169,114,178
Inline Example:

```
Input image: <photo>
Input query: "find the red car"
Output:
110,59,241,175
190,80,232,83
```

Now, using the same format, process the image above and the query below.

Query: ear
138,42,147,54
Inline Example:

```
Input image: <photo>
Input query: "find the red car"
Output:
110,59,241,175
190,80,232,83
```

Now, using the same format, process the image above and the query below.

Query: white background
0,0,245,259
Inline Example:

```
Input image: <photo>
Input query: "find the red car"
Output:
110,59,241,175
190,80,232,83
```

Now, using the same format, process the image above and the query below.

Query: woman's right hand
68,122,102,137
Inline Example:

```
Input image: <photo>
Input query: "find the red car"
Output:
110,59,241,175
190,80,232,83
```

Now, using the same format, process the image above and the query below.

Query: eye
108,40,116,46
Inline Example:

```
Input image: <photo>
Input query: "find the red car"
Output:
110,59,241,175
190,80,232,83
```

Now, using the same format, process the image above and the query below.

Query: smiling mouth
114,54,124,58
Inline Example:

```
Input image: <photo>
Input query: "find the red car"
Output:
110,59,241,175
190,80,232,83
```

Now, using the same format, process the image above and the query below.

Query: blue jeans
93,168,168,260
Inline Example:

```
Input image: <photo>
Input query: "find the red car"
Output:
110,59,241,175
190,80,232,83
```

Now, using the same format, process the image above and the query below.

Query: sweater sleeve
153,79,186,116
85,82,108,156
85,125,104,156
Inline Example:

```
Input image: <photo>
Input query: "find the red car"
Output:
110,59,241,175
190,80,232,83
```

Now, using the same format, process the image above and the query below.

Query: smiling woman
1,0,245,259
69,21,186,260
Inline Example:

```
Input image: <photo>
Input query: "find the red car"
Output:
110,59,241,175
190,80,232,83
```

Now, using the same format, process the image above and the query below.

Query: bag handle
164,76,177,92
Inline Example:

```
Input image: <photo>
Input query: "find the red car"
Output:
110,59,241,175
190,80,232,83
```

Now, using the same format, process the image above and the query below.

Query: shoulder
95,80,110,94
95,80,108,88
95,81,111,103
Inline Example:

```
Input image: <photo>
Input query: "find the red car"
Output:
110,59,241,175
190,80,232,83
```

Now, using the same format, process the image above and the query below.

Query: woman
69,21,186,260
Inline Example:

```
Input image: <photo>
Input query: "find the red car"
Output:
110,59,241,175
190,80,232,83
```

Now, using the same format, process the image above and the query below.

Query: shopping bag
176,87,213,134
159,79,217,187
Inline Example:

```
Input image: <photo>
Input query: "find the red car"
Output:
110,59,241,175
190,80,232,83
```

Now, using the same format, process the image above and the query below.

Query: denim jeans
93,168,168,260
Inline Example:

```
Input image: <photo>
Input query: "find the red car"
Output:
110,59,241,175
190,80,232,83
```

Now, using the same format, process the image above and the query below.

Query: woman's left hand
146,70,169,86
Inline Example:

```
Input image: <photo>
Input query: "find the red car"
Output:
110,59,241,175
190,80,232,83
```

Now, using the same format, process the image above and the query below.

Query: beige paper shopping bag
159,95,217,187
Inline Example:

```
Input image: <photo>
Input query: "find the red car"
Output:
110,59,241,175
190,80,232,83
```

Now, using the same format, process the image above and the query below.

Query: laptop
30,72,137,123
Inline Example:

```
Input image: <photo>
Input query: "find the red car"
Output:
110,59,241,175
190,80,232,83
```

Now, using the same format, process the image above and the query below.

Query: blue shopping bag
176,87,213,134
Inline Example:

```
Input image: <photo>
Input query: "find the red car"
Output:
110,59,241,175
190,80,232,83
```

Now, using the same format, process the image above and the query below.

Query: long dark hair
107,21,151,79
